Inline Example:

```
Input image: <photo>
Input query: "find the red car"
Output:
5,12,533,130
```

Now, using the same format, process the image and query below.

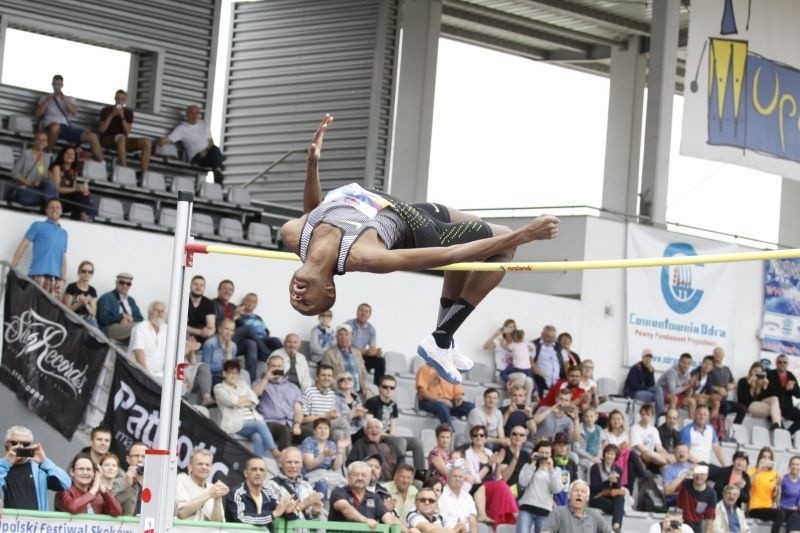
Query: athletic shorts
57,125,86,145
388,200,492,249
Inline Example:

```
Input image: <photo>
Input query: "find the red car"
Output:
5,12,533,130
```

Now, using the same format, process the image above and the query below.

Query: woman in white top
483,319,518,374
213,359,280,459
579,360,600,407
601,409,647,490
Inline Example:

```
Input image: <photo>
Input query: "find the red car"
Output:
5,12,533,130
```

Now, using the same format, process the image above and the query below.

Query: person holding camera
0,425,70,514
737,362,783,430
516,439,563,533
648,510,694,533
113,442,147,515
98,89,151,174
589,444,625,533
675,464,717,533
254,354,304,449
747,447,783,533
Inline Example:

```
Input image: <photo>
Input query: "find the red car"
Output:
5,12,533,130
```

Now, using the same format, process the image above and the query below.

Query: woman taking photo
738,362,783,430
55,453,122,515
589,444,625,533
747,446,784,533
516,439,562,533
214,360,280,460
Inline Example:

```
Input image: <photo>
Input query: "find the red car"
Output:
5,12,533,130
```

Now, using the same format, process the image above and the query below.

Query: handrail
230,148,306,189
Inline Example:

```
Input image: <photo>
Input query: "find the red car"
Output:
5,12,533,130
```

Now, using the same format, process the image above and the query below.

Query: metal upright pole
140,192,193,533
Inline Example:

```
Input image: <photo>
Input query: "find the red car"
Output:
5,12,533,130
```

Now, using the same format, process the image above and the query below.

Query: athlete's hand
521,215,559,242
308,113,334,164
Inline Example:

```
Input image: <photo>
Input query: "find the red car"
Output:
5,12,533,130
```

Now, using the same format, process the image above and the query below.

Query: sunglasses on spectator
380,385,396,390
117,280,132,286
416,498,436,504
80,269,94,274
7,441,32,447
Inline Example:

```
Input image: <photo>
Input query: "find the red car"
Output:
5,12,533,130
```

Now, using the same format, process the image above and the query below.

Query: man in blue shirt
346,303,385,385
11,198,68,294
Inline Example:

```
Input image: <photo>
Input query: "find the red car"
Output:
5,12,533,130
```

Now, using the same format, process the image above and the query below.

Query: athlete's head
289,265,336,315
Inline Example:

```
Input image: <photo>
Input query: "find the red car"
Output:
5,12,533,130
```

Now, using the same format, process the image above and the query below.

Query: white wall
1,208,769,382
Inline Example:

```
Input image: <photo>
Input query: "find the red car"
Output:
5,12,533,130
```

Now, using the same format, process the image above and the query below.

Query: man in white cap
320,323,371,399
675,464,717,533
97,272,143,341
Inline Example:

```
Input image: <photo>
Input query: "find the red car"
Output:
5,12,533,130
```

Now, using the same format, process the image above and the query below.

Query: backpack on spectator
711,413,734,442
636,476,668,512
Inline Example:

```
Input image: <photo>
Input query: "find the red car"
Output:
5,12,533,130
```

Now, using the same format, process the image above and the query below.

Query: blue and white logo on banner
661,243,705,314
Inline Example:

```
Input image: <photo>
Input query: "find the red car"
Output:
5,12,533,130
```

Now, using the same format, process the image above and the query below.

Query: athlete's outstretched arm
351,215,560,273
303,114,334,213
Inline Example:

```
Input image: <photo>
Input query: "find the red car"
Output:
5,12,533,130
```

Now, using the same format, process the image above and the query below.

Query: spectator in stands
364,453,394,514
516,438,561,533
537,365,586,408
747,447,783,533
63,260,98,327
175,448,229,521
659,408,682,454
588,443,625,533
159,104,224,182
186,275,216,344
624,349,666,418
333,371,367,442
322,324,372,400
558,332,581,367
738,361,783,430
346,303,386,385
128,300,167,377
658,353,696,414
575,408,603,478
347,418,404,482
483,319,517,378
532,387,580,442
708,347,746,424
649,510,693,533
55,453,122,515
601,409,648,492
0,425,70,512
11,130,55,206
501,384,536,437
271,333,312,391
225,457,293,525
767,354,800,433
182,335,214,407
464,425,518,525
663,443,694,506
385,463,418,521
578,359,600,408
11,197,67,295
416,360,474,427
254,354,304,449
439,466,478,533
405,486,448,531
547,480,610,533
631,403,673,471
235,292,283,376
214,359,280,460
49,145,95,221
81,426,112,466
300,364,339,437
428,424,454,485
467,388,508,451
423,476,444,498
212,279,237,325
688,355,718,420
300,418,347,490
265,447,324,520
98,89,151,173
97,272,143,341
98,453,121,494
114,442,146,516
36,74,103,160
551,432,578,507
531,325,566,391
713,484,751,533
680,405,728,477
780,455,800,532
674,464,717,533
711,450,750,507
498,328,536,384
496,425,531,493
329,461,403,527
309,310,335,363
202,318,239,386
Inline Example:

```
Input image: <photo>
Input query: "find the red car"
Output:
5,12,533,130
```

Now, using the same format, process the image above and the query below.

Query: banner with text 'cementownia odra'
625,225,736,371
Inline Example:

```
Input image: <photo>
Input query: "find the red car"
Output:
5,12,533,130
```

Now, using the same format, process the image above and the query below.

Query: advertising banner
762,259,800,356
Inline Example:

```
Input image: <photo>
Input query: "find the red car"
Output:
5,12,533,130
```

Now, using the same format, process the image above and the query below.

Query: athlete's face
289,269,335,315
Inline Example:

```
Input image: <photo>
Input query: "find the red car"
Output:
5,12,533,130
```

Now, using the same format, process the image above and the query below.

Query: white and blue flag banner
681,0,800,180
762,259,800,356
625,225,736,371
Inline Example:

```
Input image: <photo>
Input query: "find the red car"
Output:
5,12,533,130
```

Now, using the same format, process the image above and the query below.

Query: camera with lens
272,369,285,377
756,373,767,379
136,464,145,476
16,447,34,458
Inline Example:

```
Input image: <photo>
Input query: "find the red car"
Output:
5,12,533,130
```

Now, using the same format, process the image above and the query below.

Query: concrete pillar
640,0,681,226
388,0,442,202
779,178,800,247
601,36,646,217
